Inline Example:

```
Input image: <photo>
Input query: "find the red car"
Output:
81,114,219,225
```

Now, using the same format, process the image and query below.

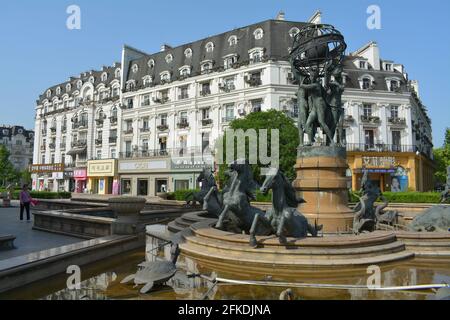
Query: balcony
119,147,203,159
40,145,46,151
123,128,133,135
219,83,235,93
346,143,418,153
178,93,189,100
157,124,169,131
177,120,189,129
95,119,104,127
201,118,213,126
200,88,211,97
140,127,150,133
245,76,262,87
153,97,169,104
61,126,67,133
109,116,118,125
388,117,407,126
50,127,57,134
95,138,103,145
49,143,56,150
109,137,117,144
222,116,235,123
360,115,381,125
41,130,47,137
60,143,66,150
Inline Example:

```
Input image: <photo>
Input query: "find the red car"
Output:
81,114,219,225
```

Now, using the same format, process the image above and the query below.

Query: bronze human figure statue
325,61,346,146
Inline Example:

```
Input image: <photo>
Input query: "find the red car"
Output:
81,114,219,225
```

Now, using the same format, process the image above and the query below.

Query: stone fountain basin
108,197,146,216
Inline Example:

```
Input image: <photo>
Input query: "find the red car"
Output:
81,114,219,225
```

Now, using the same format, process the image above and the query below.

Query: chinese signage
74,168,87,179
171,157,211,170
88,160,117,177
30,163,64,173
362,156,399,169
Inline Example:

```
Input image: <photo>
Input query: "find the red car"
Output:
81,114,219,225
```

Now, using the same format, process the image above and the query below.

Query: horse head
260,167,279,195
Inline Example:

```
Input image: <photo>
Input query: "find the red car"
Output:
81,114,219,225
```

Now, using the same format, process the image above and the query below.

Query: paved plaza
0,201,82,260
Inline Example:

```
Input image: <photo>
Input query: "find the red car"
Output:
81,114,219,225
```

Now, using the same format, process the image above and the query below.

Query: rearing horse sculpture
185,167,216,207
249,168,322,247
215,160,272,236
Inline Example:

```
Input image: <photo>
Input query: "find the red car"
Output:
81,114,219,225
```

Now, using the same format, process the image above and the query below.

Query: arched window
89,76,95,84
66,83,72,92
46,90,52,98
132,64,139,73
179,66,191,77
143,76,153,86
205,42,214,53
101,72,108,82
111,106,118,118
147,59,155,68
115,68,121,78
125,80,136,91
160,71,171,82
77,80,82,89
165,54,173,64
228,35,238,46
201,61,213,74
184,48,192,59
362,77,371,90
56,87,61,95
253,28,264,40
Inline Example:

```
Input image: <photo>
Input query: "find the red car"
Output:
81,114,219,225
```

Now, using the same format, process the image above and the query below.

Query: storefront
347,152,435,192
74,168,87,193
118,155,211,197
87,159,119,195
30,163,65,192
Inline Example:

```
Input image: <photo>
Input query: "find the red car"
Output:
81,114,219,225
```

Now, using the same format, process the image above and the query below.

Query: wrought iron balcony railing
346,143,418,153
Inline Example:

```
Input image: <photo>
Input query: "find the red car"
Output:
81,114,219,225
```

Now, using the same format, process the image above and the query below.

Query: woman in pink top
19,184,32,221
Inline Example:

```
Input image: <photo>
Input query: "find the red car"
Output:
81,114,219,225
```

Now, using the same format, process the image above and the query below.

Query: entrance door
138,179,149,196
392,131,401,152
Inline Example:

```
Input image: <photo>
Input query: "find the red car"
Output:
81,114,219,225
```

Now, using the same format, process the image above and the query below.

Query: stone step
184,234,406,259
0,235,16,250
167,222,185,233
180,240,414,267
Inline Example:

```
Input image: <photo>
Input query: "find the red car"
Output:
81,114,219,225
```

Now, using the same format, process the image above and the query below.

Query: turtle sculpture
121,244,180,294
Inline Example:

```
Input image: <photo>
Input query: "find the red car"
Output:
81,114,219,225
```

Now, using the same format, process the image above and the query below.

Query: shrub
167,189,200,201
349,190,440,204
9,191,72,200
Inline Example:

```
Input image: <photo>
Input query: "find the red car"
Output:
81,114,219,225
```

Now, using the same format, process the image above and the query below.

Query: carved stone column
293,146,354,233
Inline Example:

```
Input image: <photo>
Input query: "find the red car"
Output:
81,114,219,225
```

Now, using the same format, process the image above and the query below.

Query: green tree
216,110,299,186
433,128,450,184
0,145,19,187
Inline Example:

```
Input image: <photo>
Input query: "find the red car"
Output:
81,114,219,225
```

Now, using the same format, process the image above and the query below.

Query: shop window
121,179,132,194
175,180,190,191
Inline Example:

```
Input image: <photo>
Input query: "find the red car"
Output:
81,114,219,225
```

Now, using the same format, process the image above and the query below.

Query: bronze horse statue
249,168,322,247
185,167,216,207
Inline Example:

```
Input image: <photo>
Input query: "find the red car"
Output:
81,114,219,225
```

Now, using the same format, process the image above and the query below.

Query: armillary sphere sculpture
289,24,347,147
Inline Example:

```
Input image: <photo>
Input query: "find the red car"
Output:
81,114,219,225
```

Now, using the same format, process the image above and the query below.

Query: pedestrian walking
19,184,32,221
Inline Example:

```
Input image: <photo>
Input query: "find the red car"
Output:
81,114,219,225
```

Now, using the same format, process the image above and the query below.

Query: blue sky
0,0,449,146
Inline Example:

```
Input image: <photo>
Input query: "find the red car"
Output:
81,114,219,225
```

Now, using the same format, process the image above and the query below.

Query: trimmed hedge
349,191,441,204
7,191,72,200
167,189,200,201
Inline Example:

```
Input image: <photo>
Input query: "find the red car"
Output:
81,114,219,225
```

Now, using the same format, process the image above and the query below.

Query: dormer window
46,90,51,98
56,87,61,95
66,83,72,92
179,66,191,77
362,77,371,90
224,54,238,70
77,80,82,89
115,68,121,78
143,76,153,87
101,72,108,82
249,48,264,64
253,28,264,40
165,54,173,64
359,61,367,69
184,48,193,59
228,35,238,46
160,71,171,83
131,64,139,73
201,61,213,74
390,80,399,92
385,63,392,71
289,27,300,38
125,80,136,91
89,76,95,84
147,59,155,68
205,42,214,53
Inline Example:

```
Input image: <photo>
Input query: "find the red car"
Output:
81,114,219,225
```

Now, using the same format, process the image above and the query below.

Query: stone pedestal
293,146,354,233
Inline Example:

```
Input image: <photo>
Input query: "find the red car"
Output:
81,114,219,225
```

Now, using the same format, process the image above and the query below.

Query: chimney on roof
308,10,322,24
276,11,285,21
160,44,172,52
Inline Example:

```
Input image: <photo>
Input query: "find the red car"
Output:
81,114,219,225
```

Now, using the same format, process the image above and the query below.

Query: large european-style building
0,125,34,172
31,12,435,195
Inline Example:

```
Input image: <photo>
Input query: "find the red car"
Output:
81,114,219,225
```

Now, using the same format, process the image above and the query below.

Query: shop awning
67,146,87,156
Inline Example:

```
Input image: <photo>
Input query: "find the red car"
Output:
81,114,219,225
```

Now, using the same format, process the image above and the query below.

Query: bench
0,235,16,250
